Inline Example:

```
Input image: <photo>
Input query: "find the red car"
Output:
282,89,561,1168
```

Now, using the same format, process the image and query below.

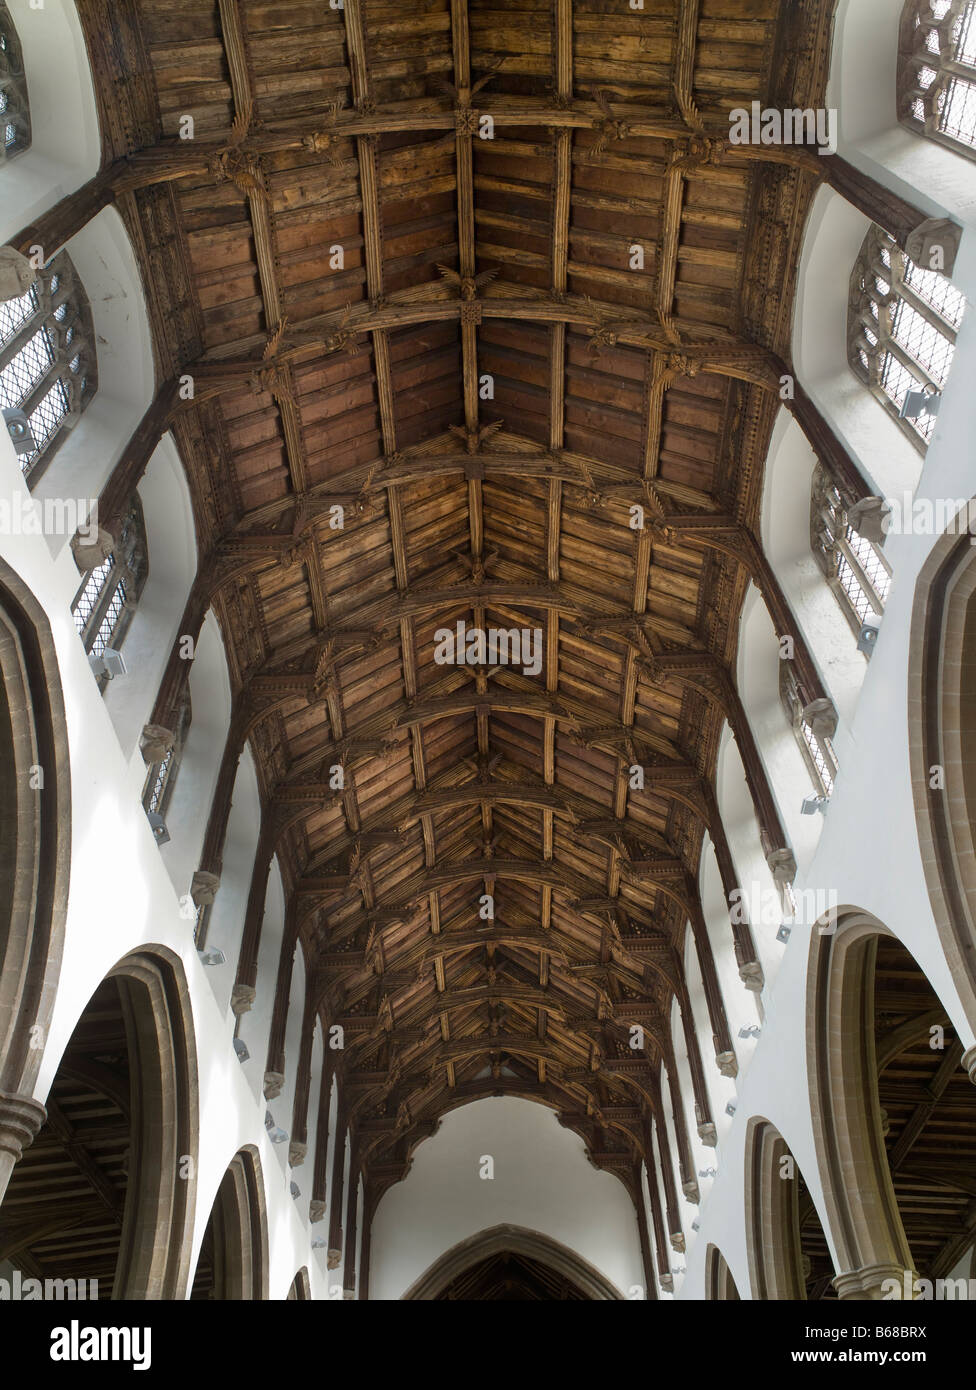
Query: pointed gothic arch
191,1146,270,1300
401,1224,626,1301
0,947,198,1298
910,520,976,1034
704,1243,741,1300
0,560,69,1203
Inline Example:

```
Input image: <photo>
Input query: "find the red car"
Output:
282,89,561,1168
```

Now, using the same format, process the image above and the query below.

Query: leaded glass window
848,224,965,451
780,662,838,799
142,686,191,833
899,0,976,157
71,498,148,687
0,251,97,484
0,3,30,159
811,464,892,642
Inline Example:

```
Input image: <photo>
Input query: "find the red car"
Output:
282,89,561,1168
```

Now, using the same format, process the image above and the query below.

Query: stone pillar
0,1092,46,1204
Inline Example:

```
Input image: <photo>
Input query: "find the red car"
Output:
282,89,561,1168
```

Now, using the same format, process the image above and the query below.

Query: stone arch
287,1266,311,1300
0,561,70,1203
806,914,916,1297
744,1118,808,1299
401,1224,625,1301
191,1146,270,1300
704,1243,740,1300
0,947,198,1298
107,947,199,1300
910,522,976,1035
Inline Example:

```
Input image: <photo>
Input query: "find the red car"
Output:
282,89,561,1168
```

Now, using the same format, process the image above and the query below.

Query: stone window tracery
0,3,30,159
811,464,892,641
848,223,965,451
899,0,976,157
0,251,97,484
71,497,148,686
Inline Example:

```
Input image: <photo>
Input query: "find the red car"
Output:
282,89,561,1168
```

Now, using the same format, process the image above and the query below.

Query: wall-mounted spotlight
264,1110,288,1144
801,793,829,816
198,946,225,966
290,1181,301,1200
738,1024,761,1039
776,924,792,944
899,387,941,420
312,1236,328,1250
233,1037,249,1062
725,1100,737,1117
89,648,127,680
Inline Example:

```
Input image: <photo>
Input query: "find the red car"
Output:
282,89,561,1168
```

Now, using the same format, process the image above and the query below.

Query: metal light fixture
3,406,35,455
857,618,881,658
899,387,941,420
776,924,792,944
198,946,225,966
725,1100,737,1117
147,810,170,845
312,1236,328,1249
738,1024,761,1039
801,793,829,816
265,1110,288,1144
290,1181,301,1200
233,1036,249,1062
89,648,127,680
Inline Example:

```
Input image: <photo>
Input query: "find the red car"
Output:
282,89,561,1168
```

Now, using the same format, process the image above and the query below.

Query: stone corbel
0,1092,47,1177
139,724,174,766
698,1121,719,1147
669,1231,685,1253
766,847,798,886
660,1273,674,1292
70,525,115,574
0,246,35,302
309,1198,327,1223
833,1263,917,1301
682,1178,700,1203
327,1248,342,1270
263,1071,285,1101
802,696,838,740
190,871,220,907
231,984,255,1016
905,217,961,279
845,496,889,545
739,960,765,993
715,1050,738,1079
289,1141,307,1168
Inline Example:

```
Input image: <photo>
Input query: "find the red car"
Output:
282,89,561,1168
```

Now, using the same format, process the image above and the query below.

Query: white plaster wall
369,1097,645,1300
0,0,101,248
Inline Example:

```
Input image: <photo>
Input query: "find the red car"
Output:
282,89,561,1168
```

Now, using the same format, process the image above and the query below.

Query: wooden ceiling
73,0,836,1205
434,1249,590,1299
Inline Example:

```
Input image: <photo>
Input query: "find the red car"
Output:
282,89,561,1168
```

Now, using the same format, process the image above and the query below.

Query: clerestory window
143,685,191,843
899,0,976,157
811,464,892,642
0,251,97,484
780,662,838,799
71,497,148,688
848,224,965,451
0,3,30,159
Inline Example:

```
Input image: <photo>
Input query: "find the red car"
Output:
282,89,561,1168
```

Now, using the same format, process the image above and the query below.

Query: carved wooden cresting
67,0,842,1277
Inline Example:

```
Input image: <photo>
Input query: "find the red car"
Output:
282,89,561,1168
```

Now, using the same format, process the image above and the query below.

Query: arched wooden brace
191,700,249,906
641,1124,673,1292
359,1180,376,1301
327,1097,348,1269
739,531,830,716
648,1080,684,1252
342,1143,360,1296
7,165,123,262
230,818,276,1016
821,154,960,276
310,1052,335,1224
685,894,737,1075
72,378,183,571
262,905,300,1103
660,1040,698,1208
785,375,874,511
673,978,717,1147
631,1161,658,1300
139,575,211,768
289,994,318,1169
